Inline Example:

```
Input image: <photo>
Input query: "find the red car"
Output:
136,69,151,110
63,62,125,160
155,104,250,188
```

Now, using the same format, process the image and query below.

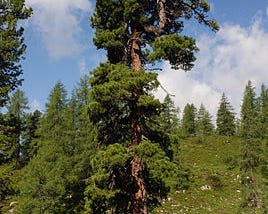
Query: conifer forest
1,0,268,213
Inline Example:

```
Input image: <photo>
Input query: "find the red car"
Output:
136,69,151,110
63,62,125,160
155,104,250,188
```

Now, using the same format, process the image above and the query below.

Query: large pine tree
87,1,218,213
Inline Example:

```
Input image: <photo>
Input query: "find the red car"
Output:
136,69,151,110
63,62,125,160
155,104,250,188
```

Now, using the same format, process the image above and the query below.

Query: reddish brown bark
130,22,148,214
131,155,148,214
131,23,142,72
130,22,143,146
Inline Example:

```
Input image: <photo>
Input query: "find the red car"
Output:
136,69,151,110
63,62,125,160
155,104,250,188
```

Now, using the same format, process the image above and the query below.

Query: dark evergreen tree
180,103,197,137
258,84,268,139
0,0,32,106
156,95,180,134
196,104,214,136
0,114,16,212
239,81,264,212
87,1,218,213
20,110,42,166
6,89,29,168
0,88,30,211
216,93,236,136
146,95,181,165
63,76,95,212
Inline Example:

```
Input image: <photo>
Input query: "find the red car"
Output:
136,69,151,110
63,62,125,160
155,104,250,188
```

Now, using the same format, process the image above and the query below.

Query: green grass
152,136,244,213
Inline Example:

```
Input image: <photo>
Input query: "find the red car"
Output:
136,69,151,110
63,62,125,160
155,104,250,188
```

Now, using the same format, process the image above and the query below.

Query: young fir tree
64,76,95,212
180,103,197,137
156,95,180,134
18,80,95,213
216,93,236,136
239,81,264,212
18,82,71,213
87,1,218,213
0,0,32,106
196,104,214,136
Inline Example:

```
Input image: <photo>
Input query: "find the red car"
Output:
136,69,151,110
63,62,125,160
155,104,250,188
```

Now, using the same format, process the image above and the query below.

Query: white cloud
78,58,86,74
30,99,41,112
26,0,92,59
156,62,221,121
157,18,268,119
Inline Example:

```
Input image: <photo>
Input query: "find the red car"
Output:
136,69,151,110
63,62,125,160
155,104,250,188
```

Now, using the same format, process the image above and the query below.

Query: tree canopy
0,0,32,106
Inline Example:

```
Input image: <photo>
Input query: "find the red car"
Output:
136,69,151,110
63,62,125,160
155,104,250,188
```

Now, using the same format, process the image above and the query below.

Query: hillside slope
153,136,244,213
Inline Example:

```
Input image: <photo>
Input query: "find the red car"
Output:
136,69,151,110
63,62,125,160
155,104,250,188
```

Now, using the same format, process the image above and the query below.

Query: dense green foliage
181,103,197,137
259,84,268,139
17,80,94,213
196,104,214,136
91,0,218,67
85,62,184,212
0,0,32,106
239,81,264,212
216,93,236,136
87,63,161,146
0,1,31,209
88,1,218,213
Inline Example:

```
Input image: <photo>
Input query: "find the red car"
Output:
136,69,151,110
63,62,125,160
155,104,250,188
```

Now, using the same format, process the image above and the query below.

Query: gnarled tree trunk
130,22,148,214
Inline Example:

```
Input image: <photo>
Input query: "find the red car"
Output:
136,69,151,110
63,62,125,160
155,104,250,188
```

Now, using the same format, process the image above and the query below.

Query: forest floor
153,136,245,213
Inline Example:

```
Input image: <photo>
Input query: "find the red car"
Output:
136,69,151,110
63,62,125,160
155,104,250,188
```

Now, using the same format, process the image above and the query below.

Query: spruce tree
239,81,263,212
196,104,214,136
0,0,32,106
87,1,218,213
180,103,197,137
216,93,236,136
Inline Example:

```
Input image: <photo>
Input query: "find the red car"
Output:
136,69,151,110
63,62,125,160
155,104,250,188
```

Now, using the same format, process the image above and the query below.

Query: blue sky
20,0,268,118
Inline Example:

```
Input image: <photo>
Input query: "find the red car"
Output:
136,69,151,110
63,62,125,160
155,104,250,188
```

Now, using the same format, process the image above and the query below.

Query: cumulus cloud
156,62,221,120
157,17,268,119
26,0,92,59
